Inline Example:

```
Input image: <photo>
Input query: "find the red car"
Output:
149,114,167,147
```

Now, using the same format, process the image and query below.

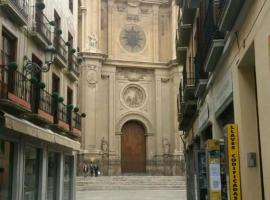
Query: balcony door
1,28,17,95
31,55,42,113
52,74,60,123
67,87,73,128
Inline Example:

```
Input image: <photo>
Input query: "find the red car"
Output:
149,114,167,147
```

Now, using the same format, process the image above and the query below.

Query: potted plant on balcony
67,104,74,110
38,81,46,89
58,96,64,103
73,106,79,113
8,62,18,71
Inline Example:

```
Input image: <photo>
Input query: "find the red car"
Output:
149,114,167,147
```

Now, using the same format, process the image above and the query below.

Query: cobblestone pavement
76,190,186,200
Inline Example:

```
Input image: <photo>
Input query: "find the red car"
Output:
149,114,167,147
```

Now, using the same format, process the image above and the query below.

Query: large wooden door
121,121,146,173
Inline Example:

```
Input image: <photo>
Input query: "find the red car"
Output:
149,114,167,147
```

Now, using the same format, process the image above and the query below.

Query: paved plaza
77,190,186,200
76,176,186,200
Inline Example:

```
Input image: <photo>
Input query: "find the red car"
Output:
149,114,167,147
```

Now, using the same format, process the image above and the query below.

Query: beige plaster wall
184,0,270,198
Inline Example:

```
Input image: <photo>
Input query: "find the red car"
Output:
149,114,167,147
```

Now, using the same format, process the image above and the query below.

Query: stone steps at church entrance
76,176,186,191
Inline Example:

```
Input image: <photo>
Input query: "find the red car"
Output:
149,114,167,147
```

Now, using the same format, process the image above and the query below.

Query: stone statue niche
162,138,171,157
101,137,109,154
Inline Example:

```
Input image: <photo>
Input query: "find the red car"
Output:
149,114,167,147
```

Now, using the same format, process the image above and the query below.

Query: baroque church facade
77,0,183,175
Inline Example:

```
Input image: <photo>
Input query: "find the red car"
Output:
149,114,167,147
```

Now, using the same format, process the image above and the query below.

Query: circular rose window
122,85,146,108
119,24,146,53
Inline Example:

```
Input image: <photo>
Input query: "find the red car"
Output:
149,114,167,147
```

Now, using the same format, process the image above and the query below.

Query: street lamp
23,45,55,76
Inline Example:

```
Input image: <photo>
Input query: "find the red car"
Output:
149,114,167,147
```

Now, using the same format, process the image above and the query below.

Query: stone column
80,55,104,151
171,66,181,154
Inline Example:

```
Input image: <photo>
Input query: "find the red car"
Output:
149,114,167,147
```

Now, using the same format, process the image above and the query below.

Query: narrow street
76,176,186,200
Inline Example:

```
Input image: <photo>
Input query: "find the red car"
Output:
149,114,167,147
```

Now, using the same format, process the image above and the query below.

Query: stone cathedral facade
77,0,184,175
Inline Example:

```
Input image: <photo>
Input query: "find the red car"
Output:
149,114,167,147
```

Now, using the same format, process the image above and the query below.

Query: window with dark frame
52,73,60,123
1,28,17,65
1,28,17,93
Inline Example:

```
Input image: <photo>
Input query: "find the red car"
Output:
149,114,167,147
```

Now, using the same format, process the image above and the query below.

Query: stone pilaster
155,70,162,156
152,5,160,62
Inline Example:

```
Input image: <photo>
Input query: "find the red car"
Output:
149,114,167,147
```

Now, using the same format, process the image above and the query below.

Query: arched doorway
121,121,146,173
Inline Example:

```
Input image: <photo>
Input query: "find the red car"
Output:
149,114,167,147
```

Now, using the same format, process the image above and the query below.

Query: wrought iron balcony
31,11,52,47
194,51,208,98
179,0,198,24
0,0,29,26
0,66,31,114
38,89,54,122
54,35,68,66
72,112,81,138
178,23,192,48
203,1,225,72
178,82,197,131
57,102,70,131
217,0,246,31
67,54,79,81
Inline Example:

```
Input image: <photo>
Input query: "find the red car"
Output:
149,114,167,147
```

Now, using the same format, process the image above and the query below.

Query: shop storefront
0,115,79,200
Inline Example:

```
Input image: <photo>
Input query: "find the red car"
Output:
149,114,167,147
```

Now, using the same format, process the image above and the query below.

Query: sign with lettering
206,140,221,200
227,124,242,200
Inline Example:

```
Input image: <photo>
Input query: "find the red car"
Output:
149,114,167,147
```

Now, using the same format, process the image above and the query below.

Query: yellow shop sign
227,124,242,200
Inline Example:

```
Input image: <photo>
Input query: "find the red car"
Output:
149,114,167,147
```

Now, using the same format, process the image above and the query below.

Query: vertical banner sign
227,124,242,200
207,140,221,200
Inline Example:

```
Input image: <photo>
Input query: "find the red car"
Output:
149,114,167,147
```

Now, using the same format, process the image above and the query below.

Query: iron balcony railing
10,0,29,17
39,89,53,116
72,112,81,130
0,66,31,107
194,50,208,85
58,102,69,124
68,54,79,76
203,0,225,53
35,12,52,44
183,71,196,88
54,35,67,63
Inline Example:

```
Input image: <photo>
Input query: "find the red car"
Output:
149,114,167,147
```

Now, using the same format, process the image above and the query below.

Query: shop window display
63,155,73,200
47,152,59,200
24,146,40,200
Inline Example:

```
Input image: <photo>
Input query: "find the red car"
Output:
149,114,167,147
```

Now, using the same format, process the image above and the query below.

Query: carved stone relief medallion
122,84,146,108
87,65,98,88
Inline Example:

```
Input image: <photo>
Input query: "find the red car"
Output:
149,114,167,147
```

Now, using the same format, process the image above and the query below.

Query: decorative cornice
104,58,178,69
79,52,107,61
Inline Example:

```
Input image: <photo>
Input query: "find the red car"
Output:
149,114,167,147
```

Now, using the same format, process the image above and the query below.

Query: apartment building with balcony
0,0,84,200
176,0,270,199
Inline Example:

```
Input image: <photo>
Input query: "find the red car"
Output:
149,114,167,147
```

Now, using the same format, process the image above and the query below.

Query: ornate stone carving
122,84,146,108
101,137,109,153
140,7,149,14
116,2,127,12
120,24,146,53
126,14,139,22
127,71,142,81
87,65,98,88
162,138,171,156
88,33,98,52
161,77,170,83
101,74,109,79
